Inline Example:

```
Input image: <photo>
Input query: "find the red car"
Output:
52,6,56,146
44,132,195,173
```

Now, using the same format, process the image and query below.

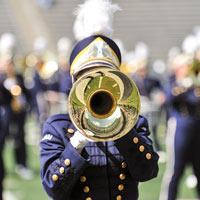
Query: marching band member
0,57,33,180
40,1,159,200
0,33,33,181
31,37,49,123
160,47,200,199
38,37,73,116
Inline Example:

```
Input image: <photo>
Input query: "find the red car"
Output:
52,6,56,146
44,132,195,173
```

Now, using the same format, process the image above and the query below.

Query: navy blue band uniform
3,73,31,167
161,76,200,200
40,30,159,200
40,1,159,199
40,114,159,200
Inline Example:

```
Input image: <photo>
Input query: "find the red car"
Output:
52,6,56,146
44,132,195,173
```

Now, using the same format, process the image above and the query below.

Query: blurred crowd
1,25,200,199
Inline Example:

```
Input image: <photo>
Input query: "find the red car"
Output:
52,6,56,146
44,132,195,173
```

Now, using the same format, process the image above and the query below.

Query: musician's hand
70,131,92,153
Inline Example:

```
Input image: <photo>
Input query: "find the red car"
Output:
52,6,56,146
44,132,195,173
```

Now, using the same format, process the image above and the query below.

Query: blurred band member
0,58,33,180
160,52,200,200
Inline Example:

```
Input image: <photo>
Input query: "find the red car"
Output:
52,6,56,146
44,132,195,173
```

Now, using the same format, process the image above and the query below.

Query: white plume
182,34,197,54
57,37,72,53
73,0,121,41
134,42,149,60
0,33,16,51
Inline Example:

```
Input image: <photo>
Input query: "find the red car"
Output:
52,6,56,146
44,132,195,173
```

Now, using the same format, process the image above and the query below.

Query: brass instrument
26,53,58,80
68,67,140,142
3,78,24,112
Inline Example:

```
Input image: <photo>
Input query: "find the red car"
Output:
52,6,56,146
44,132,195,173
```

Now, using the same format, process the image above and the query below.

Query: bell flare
68,67,140,141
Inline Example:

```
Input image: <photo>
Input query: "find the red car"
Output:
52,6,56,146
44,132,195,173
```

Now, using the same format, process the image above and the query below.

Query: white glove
70,131,91,153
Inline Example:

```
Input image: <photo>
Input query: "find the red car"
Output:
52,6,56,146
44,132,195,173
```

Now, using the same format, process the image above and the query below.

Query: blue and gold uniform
40,114,158,200
40,1,159,199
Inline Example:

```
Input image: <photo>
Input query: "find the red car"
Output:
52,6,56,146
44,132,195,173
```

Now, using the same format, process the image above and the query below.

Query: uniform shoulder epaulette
46,114,71,124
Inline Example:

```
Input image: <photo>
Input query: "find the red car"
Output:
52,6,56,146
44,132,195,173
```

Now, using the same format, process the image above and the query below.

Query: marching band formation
1,0,200,199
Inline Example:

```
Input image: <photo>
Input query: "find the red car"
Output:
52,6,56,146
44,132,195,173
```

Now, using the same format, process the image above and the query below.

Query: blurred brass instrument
26,53,58,80
38,61,58,80
3,78,23,112
68,67,140,142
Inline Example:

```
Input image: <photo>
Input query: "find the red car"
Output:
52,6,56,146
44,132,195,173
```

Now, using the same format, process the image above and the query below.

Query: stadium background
2,0,200,59
1,0,200,199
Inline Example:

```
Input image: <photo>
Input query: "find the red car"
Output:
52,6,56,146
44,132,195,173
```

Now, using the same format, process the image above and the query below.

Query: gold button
118,184,124,191
52,174,58,182
83,186,90,193
121,162,127,169
133,137,139,144
59,167,65,174
64,159,71,166
139,145,145,152
116,195,122,200
119,173,126,180
68,128,74,134
146,153,152,160
80,176,87,183
85,197,92,200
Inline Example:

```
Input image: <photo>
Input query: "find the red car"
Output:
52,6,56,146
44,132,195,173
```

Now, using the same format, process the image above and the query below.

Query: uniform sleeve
40,121,89,200
115,116,159,182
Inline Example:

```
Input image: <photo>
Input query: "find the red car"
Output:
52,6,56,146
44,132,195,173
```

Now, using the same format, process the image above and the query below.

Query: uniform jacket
40,114,159,200
164,78,200,120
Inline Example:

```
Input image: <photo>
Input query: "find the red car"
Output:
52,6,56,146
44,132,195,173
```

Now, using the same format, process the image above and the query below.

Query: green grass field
2,117,198,200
